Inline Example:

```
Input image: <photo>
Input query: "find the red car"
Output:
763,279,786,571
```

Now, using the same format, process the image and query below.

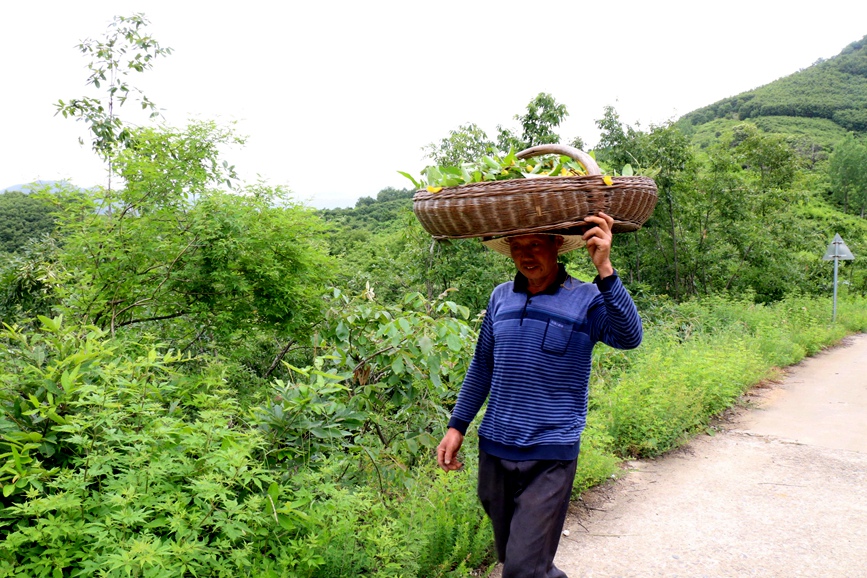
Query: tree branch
116,310,189,328
264,339,297,378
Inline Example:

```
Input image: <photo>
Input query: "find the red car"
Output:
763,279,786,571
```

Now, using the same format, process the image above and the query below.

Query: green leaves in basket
400,147,593,192
397,171,423,190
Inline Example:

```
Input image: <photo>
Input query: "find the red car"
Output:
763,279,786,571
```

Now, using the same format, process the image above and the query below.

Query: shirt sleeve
588,271,643,350
447,297,496,434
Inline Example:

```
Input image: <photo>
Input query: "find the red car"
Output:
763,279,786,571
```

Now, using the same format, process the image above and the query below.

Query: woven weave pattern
412,174,658,239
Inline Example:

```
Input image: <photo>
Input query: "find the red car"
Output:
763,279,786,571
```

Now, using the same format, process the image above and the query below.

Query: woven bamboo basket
412,144,658,239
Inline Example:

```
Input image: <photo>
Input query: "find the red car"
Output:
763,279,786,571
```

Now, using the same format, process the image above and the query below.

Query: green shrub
590,293,866,459
2,292,865,576
0,317,310,576
0,315,494,577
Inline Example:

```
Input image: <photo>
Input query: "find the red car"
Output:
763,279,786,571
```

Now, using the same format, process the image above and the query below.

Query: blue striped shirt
447,266,642,461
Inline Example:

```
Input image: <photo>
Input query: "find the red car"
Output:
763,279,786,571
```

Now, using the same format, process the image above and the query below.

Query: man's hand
583,212,615,278
436,428,464,472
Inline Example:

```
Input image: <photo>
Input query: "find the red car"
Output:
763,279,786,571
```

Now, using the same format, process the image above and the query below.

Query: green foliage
55,14,172,164
0,318,289,576
321,198,513,316
179,187,331,339
320,187,413,229
0,192,55,254
114,121,242,199
266,456,494,578
418,93,583,175
18,15,867,574
828,132,867,216
0,237,61,323
594,105,644,169
571,420,619,496
399,219,514,314
43,123,332,365
683,115,849,165
789,202,867,293
288,287,474,478
682,35,867,138
496,92,569,151
594,110,854,303
403,147,593,190
0,311,494,577
424,123,494,167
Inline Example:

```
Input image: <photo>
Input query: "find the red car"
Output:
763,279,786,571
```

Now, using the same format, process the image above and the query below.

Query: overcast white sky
2,1,866,208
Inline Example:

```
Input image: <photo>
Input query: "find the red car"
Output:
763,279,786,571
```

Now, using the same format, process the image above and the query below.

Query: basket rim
412,174,657,201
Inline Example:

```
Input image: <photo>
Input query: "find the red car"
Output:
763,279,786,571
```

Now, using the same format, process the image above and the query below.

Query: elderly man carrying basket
413,146,654,578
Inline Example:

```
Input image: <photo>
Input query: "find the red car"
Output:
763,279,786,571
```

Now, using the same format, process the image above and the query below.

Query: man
436,212,643,578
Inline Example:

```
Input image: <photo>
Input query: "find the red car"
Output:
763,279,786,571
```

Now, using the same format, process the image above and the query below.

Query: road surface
492,333,867,577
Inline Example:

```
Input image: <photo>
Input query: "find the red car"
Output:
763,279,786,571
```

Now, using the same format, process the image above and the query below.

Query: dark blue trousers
477,450,578,578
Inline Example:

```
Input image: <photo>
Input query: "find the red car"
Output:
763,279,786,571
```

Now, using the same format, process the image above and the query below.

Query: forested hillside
680,35,867,156
2,16,867,577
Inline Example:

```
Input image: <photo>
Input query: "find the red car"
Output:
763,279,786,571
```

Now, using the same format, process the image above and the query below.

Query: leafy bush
3,291,865,576
253,287,476,487
0,317,296,576
0,236,61,324
0,314,494,577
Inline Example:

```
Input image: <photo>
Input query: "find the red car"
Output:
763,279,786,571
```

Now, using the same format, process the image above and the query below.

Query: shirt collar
513,264,569,295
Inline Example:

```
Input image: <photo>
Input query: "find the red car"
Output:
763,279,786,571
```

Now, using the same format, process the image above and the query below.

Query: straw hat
481,233,585,257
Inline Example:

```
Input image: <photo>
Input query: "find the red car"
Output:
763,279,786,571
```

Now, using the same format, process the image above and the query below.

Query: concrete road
548,333,867,577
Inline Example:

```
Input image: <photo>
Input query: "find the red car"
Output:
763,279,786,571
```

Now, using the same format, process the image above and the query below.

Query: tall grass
573,293,867,493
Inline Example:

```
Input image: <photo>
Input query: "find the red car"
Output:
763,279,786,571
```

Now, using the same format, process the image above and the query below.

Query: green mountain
679,35,867,156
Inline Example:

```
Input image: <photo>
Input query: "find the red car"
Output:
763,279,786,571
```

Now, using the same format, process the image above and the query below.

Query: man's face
507,234,563,289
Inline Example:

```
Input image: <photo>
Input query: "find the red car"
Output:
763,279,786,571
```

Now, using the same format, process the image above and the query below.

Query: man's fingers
595,211,615,229
436,446,456,471
582,226,603,241
584,212,614,235
436,445,463,471
436,428,465,472
436,446,448,470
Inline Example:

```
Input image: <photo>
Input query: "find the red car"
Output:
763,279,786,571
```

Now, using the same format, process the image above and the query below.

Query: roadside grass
573,293,867,495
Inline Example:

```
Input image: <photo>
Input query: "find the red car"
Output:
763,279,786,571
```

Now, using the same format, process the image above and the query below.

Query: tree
497,93,569,151
829,133,867,216
376,187,414,202
48,123,332,364
0,236,61,322
399,218,514,313
55,14,172,186
424,123,494,166
594,105,647,170
0,191,55,254
595,106,627,154
646,123,696,300
731,124,799,195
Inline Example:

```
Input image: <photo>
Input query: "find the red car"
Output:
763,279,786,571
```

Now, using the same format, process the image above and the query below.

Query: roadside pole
822,234,855,322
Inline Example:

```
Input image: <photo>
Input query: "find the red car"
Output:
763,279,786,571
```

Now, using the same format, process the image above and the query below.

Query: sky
2,1,866,209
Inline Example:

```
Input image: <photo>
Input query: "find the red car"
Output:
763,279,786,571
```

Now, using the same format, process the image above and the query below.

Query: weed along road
545,333,867,578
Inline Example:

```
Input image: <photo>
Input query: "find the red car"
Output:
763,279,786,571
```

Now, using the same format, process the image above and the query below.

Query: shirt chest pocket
541,319,574,355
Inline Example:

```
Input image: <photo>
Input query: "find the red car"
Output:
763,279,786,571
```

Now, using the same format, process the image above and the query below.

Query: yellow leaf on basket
602,176,613,186
426,186,443,193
